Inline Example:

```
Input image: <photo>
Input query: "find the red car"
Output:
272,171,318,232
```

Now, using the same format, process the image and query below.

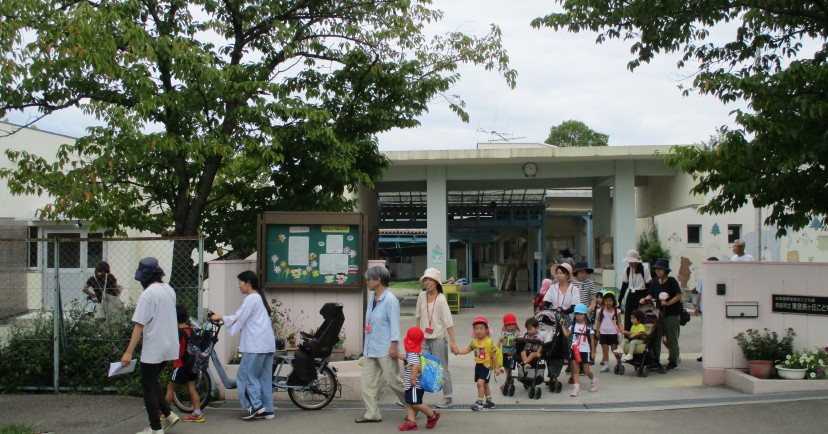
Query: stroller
509,334,547,399
614,302,667,377
536,309,570,394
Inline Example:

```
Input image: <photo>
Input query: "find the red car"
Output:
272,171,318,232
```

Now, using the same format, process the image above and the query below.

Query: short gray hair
733,239,746,247
364,265,390,287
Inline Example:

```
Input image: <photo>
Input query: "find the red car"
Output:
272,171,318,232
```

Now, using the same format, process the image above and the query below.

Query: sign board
258,212,364,289
772,294,828,316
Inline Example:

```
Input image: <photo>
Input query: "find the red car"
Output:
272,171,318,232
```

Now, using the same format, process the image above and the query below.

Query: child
398,327,440,431
454,317,499,411
534,279,553,312
561,304,597,397
498,313,519,393
594,291,623,372
614,310,647,361
520,317,542,365
165,305,204,422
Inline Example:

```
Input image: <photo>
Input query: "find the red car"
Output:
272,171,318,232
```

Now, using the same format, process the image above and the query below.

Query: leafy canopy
544,119,608,147
533,0,828,235
0,0,517,255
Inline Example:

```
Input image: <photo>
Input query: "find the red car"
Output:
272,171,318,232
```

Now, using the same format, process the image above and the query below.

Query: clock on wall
523,162,538,177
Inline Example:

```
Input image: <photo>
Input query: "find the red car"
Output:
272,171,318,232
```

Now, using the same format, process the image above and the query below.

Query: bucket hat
652,258,672,273
623,250,642,263
572,261,594,275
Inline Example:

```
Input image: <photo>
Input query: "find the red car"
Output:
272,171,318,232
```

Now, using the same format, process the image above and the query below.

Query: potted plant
734,328,796,379
777,346,828,380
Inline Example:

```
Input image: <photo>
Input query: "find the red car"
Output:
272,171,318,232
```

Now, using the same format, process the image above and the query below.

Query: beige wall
702,261,828,385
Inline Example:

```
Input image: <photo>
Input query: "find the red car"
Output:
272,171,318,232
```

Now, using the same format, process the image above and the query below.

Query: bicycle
172,303,342,413
71,296,99,322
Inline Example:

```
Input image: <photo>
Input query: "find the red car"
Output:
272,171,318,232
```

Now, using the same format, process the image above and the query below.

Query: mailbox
725,301,759,318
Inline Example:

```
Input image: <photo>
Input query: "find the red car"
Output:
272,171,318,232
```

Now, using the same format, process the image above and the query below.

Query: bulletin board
257,212,365,289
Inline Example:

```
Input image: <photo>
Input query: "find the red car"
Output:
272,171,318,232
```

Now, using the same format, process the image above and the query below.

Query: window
27,226,38,268
87,233,103,267
728,225,742,244
687,225,701,245
46,233,81,269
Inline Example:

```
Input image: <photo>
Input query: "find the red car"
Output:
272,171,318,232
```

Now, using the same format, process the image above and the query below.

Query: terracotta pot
748,360,773,379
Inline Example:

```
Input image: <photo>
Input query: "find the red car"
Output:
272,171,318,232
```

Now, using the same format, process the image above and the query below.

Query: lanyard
425,292,438,328
557,284,568,308
368,293,382,326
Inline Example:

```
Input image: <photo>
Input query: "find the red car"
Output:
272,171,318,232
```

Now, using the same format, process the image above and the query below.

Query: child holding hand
398,327,440,431
454,317,499,411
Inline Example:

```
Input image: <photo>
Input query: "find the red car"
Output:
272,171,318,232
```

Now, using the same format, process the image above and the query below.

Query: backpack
417,353,444,393
183,327,211,374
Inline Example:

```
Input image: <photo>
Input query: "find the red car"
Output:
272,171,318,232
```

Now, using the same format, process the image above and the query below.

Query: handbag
680,308,691,326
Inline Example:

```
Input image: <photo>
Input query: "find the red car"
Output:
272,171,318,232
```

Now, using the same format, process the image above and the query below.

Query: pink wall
702,261,828,385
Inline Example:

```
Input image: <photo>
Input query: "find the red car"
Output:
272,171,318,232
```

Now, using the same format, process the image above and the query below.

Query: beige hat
555,262,573,275
623,250,642,263
419,268,442,284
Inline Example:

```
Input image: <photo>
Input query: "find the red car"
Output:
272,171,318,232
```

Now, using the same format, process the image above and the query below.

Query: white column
426,165,448,277
592,185,612,238
612,161,636,289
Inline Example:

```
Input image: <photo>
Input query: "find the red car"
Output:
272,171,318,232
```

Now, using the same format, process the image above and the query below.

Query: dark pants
624,290,646,332
141,361,171,430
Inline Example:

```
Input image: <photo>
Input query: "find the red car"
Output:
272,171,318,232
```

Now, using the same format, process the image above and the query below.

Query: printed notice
326,235,344,254
319,253,348,275
109,360,137,377
288,236,310,266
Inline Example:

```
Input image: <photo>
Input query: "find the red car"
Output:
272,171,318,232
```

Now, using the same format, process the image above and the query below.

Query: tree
544,120,608,147
532,1,828,236
0,0,516,284
637,223,670,268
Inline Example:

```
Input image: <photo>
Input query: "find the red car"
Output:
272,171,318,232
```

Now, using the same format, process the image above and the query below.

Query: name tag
364,325,372,333
424,327,434,335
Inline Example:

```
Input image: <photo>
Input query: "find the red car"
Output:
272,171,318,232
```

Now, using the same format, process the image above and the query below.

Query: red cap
503,313,517,326
404,327,424,353
472,317,489,328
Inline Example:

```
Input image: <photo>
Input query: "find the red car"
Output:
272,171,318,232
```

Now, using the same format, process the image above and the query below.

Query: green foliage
0,425,36,434
544,120,608,147
0,0,516,256
734,328,795,361
533,1,828,236
637,224,670,266
0,302,145,395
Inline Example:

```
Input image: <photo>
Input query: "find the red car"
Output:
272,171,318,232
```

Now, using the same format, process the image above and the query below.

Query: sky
6,0,745,151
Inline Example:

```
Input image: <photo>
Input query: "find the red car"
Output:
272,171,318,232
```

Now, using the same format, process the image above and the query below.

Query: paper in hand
109,360,137,377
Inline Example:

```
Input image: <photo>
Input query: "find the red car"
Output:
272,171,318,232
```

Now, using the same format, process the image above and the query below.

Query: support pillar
426,166,448,277
612,161,636,289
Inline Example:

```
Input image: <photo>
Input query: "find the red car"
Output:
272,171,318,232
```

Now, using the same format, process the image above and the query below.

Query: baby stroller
614,302,667,377
511,335,547,399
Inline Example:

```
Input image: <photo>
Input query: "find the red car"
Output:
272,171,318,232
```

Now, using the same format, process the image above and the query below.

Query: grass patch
391,279,499,295
0,425,36,434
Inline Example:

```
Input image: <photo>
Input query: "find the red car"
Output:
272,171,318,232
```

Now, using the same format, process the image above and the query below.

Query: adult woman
618,250,652,332
414,268,458,408
210,271,275,420
81,261,123,321
356,265,405,424
642,258,682,370
542,263,579,316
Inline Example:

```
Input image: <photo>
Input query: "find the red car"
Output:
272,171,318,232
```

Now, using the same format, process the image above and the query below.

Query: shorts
474,363,491,383
502,353,516,370
571,351,592,364
404,386,425,405
599,334,619,345
170,366,198,385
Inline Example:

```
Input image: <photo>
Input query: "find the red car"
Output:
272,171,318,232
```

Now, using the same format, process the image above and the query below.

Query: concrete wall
702,261,828,385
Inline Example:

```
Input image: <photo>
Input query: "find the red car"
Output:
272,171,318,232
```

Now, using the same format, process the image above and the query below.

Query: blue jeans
238,352,274,412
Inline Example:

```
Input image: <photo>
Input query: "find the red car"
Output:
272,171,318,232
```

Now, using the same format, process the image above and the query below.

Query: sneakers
667,361,678,370
136,428,164,434
398,419,418,431
570,385,580,397
600,364,610,373
612,348,624,356
161,412,179,431
482,400,495,410
435,398,453,409
243,406,263,420
426,411,441,429
254,411,275,420
470,400,484,411
623,353,634,361
183,413,204,423
589,378,598,392
395,401,405,408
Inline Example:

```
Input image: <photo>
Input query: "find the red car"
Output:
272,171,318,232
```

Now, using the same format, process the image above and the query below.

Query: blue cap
574,304,588,315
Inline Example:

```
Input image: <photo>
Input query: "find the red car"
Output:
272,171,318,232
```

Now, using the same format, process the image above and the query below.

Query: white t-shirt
570,323,592,353
731,254,755,261
542,282,580,311
622,266,652,292
132,282,179,364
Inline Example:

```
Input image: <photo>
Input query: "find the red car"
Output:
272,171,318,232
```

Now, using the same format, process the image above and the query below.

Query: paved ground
3,291,828,433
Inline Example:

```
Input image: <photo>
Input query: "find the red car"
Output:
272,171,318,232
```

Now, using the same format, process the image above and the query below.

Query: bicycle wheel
173,370,213,413
287,365,337,410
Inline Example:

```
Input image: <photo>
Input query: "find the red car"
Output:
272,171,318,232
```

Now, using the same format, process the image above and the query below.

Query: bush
638,223,670,267
734,327,796,361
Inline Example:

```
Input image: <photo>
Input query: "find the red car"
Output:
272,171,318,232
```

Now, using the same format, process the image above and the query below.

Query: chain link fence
0,233,204,392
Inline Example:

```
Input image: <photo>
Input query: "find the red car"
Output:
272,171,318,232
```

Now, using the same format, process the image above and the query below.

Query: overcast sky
6,0,745,151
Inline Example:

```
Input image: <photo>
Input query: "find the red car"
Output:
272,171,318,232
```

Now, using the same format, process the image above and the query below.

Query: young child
165,305,204,422
498,313,519,393
398,327,440,431
614,310,647,361
594,291,623,372
561,304,597,396
520,317,543,365
454,317,499,411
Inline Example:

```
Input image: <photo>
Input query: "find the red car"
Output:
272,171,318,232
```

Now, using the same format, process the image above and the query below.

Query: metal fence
0,234,204,392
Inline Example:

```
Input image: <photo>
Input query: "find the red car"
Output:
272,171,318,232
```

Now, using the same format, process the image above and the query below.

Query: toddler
594,291,622,372
520,317,543,365
398,327,440,431
614,310,647,361
561,304,597,396
164,305,204,423
498,313,519,393
454,317,499,411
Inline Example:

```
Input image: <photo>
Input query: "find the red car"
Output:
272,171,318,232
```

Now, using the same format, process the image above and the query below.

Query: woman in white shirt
618,250,652,332
542,263,580,316
211,271,276,420
415,268,458,408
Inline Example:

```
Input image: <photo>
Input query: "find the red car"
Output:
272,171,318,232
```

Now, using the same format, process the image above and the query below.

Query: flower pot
775,365,808,380
328,347,346,362
748,360,773,379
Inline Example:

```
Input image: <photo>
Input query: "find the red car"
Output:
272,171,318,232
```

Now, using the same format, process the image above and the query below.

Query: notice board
258,212,364,289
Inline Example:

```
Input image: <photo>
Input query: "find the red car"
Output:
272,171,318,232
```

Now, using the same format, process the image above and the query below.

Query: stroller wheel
508,384,516,396
501,384,508,396
529,387,536,399
619,365,625,375
642,368,649,377
658,364,667,374
534,387,542,399
636,367,644,377
555,381,562,393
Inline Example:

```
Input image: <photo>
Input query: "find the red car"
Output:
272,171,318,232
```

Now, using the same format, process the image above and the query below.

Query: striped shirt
404,352,421,390
577,279,596,305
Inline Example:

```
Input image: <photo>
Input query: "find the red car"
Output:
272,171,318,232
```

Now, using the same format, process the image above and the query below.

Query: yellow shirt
630,323,646,336
467,337,495,368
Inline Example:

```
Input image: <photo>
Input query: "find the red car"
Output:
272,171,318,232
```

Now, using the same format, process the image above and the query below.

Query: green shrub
0,424,36,434
638,223,670,267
